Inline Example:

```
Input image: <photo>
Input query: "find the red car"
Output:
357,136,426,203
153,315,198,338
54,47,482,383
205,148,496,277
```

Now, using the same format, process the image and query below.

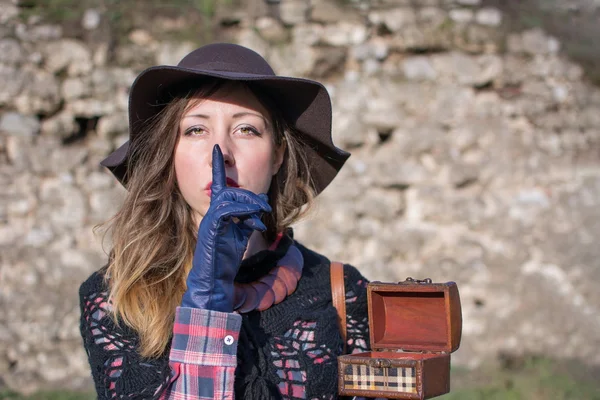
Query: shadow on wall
17,0,245,52
486,0,600,85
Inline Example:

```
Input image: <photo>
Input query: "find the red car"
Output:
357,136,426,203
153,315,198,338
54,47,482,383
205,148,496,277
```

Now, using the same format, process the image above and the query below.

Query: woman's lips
205,178,239,196
226,178,240,188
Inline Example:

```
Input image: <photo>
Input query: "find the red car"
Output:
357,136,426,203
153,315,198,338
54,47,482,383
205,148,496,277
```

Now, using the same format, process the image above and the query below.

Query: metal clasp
369,359,392,368
403,277,432,284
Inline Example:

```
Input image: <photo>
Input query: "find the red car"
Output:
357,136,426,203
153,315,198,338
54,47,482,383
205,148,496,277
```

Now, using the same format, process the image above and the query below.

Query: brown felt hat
100,42,350,196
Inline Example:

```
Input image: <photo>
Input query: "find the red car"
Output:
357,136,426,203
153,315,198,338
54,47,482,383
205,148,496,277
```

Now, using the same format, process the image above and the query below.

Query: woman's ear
272,142,286,176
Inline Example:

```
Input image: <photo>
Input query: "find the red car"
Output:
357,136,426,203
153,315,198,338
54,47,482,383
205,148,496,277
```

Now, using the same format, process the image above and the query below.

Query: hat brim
101,66,350,195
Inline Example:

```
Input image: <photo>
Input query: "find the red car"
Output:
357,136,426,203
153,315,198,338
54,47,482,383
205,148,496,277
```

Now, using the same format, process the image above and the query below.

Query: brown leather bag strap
330,261,347,354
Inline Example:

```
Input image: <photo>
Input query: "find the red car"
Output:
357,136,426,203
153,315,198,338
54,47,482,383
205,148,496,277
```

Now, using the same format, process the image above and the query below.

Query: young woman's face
174,83,285,223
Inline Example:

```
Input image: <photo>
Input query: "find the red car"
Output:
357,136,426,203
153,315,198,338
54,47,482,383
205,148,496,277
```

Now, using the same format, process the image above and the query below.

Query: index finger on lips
210,144,227,196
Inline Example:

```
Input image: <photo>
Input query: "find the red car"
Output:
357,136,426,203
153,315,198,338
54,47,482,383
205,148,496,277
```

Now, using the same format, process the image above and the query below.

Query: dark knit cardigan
79,239,371,399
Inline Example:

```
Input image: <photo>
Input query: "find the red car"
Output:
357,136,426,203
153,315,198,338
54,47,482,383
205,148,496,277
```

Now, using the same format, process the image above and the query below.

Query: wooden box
338,278,462,399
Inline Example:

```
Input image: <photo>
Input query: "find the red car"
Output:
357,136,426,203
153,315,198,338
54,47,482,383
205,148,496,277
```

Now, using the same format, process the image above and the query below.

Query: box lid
367,279,462,353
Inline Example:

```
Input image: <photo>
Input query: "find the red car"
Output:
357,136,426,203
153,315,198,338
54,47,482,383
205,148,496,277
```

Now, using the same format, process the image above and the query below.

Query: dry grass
2,356,599,399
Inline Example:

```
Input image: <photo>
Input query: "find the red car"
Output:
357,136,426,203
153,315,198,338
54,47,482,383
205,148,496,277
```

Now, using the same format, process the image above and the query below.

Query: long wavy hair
102,79,316,358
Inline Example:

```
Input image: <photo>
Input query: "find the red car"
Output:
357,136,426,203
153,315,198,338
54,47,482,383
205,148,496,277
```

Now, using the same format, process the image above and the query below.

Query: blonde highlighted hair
102,80,315,357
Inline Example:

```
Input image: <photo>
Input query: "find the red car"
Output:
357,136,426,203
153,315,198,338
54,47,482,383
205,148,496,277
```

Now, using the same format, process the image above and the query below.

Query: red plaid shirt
157,308,377,400
159,307,242,399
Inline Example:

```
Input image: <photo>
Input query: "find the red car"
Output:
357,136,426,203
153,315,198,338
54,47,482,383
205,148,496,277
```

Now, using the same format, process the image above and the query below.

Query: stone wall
1,0,599,393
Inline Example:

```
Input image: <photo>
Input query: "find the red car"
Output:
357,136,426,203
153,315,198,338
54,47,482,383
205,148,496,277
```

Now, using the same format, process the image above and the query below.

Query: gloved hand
181,144,272,312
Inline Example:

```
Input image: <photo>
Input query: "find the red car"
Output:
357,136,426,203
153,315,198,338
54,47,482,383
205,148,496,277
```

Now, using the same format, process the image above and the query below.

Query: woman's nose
209,141,235,168
221,151,235,167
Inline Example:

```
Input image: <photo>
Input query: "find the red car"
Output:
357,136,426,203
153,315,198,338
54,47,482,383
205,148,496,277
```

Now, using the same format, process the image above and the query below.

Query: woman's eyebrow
182,112,266,123
183,113,209,119
232,112,270,130
232,112,266,122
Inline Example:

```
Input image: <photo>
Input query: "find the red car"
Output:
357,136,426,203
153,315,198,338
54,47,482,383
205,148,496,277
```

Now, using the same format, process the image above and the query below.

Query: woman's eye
183,126,206,136
238,126,261,137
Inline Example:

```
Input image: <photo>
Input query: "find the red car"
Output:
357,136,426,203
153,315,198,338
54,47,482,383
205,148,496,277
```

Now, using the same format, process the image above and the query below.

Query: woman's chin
191,209,207,227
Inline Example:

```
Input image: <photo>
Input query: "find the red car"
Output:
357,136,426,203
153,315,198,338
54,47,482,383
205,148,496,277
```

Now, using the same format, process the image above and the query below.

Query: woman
79,43,371,399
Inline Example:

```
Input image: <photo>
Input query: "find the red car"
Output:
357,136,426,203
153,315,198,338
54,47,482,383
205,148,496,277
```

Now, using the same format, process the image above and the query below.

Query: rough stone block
0,112,39,137
449,8,474,23
44,39,92,76
0,39,23,65
455,0,481,5
321,21,367,46
279,0,309,25
255,17,289,43
368,8,417,32
40,111,77,140
475,7,502,26
14,70,61,115
311,0,361,23
402,56,437,81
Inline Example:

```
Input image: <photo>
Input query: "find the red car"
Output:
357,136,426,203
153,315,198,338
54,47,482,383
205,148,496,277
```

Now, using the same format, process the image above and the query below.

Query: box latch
369,358,392,368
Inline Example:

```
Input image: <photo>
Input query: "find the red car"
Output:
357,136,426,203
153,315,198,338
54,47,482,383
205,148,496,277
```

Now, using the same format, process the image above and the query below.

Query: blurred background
1,0,600,398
